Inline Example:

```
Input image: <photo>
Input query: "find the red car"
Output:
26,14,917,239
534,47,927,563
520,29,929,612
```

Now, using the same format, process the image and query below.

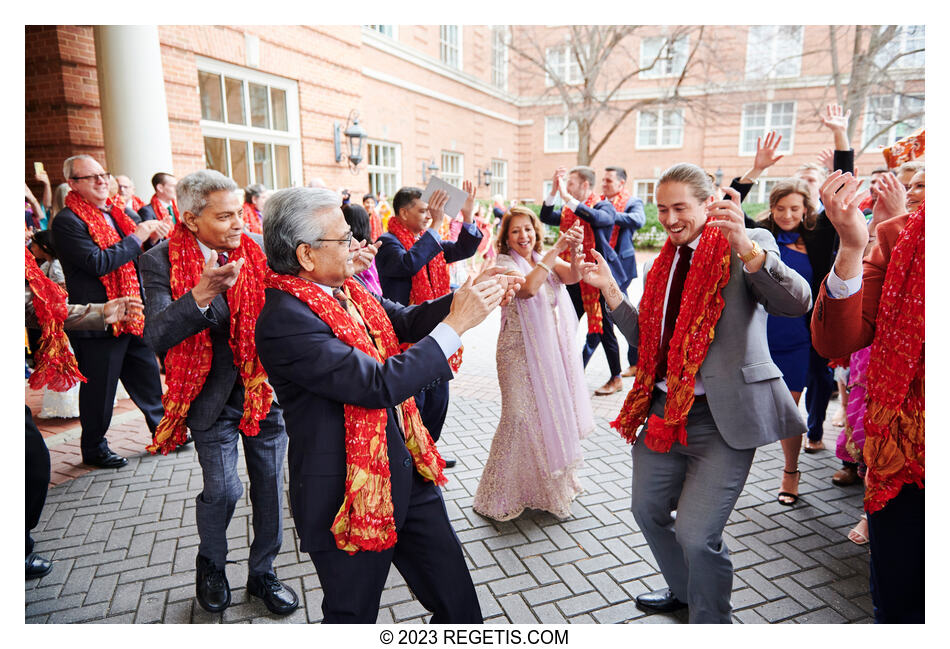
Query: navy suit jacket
137,203,160,223
375,222,483,306
139,234,274,431
608,195,646,288
51,205,146,339
539,198,627,287
255,287,454,552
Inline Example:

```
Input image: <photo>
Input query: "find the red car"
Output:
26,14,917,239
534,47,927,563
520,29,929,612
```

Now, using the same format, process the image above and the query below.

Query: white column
93,26,174,201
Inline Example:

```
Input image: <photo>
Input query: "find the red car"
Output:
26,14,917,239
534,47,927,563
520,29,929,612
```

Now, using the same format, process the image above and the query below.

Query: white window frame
490,26,509,91
875,25,925,69
545,45,582,86
440,151,464,188
542,180,564,208
634,180,657,205
862,94,925,149
440,25,462,70
366,140,402,199
544,115,579,153
639,36,689,79
739,101,796,156
196,56,302,189
490,159,507,199
636,108,685,149
365,25,397,39
743,177,787,205
745,25,804,80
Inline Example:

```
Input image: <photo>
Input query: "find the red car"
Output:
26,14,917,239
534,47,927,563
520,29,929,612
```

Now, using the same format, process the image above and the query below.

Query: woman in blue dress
758,180,819,505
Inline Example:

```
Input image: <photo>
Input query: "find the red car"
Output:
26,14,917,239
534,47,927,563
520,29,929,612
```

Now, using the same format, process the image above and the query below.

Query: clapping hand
443,276,507,335
192,253,245,307
351,240,380,274
555,222,584,253
103,295,144,325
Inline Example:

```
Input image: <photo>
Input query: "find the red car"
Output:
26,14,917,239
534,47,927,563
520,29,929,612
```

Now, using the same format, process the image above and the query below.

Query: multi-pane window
634,181,656,205
875,25,925,69
198,59,300,189
745,26,804,79
744,178,786,205
441,151,463,188
863,95,925,149
637,109,684,148
740,102,795,155
544,115,578,152
491,26,508,90
365,25,394,38
490,159,507,199
640,36,689,78
366,141,401,198
545,46,582,86
440,25,461,69
542,181,564,208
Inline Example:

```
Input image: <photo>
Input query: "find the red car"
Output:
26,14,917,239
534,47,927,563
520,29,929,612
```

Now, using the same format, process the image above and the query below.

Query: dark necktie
217,252,229,266
656,245,693,382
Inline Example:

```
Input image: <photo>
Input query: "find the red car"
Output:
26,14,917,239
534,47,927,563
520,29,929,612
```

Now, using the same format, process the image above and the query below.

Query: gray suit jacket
611,228,811,450
139,233,274,431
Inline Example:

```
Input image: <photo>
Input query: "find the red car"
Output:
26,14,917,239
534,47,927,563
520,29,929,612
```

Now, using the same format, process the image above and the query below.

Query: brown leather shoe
832,464,861,486
621,365,637,378
594,376,623,396
803,439,825,453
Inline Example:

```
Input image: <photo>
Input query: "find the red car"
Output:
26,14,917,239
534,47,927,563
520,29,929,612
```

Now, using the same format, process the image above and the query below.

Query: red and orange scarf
65,190,145,336
150,194,179,228
146,228,272,455
243,203,263,235
604,191,631,248
863,202,925,514
612,225,732,452
387,217,463,371
266,274,446,553
25,248,85,392
109,194,145,213
559,193,603,334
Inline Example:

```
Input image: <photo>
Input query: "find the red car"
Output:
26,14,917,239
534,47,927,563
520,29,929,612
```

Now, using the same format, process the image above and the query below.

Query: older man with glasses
51,154,167,469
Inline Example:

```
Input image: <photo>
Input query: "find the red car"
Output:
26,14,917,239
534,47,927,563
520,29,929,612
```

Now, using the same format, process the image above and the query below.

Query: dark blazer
539,198,626,287
255,287,454,552
137,203,160,223
610,195,646,288
138,234,269,431
376,222,483,306
51,205,146,339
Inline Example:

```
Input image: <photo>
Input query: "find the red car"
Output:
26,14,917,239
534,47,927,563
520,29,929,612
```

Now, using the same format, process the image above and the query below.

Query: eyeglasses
70,172,112,183
305,230,353,247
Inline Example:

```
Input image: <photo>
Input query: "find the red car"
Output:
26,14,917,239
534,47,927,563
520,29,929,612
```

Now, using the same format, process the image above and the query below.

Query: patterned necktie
332,287,366,328
217,252,229,266
656,245,693,382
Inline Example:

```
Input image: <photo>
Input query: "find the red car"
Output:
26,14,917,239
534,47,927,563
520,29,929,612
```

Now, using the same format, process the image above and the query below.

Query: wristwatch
737,240,762,264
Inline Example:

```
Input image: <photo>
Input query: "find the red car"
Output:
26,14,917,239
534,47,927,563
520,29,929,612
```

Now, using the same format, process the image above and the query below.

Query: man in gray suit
139,170,298,616
582,163,811,623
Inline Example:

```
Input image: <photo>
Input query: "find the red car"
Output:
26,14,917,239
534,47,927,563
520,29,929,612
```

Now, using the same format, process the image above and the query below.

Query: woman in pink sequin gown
473,207,594,521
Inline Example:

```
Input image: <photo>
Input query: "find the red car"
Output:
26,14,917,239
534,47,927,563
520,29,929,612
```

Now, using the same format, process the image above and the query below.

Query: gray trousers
191,382,288,577
631,392,755,624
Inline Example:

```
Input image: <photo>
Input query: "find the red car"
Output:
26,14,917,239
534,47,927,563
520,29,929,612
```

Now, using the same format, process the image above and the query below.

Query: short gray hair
262,187,341,275
63,154,96,180
177,170,238,216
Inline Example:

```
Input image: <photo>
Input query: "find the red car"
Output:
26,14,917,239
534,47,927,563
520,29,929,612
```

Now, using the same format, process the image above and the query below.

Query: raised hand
192,253,245,307
104,295,144,324
549,167,566,197
426,189,449,231
820,103,851,134
460,180,477,223
705,187,751,254
816,148,834,172
753,131,784,172
870,171,907,223
820,171,870,254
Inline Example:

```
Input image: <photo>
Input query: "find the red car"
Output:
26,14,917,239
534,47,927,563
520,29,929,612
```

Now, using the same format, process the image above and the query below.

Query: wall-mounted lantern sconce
478,168,493,187
333,110,367,174
421,160,439,184
714,167,723,188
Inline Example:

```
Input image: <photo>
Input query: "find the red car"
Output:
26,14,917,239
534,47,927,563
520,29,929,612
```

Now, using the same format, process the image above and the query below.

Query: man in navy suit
51,154,169,468
255,187,512,623
375,184,483,464
539,166,626,395
137,172,178,224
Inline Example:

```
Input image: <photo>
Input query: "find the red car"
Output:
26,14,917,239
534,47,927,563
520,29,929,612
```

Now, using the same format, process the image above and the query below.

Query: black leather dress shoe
247,573,299,615
635,589,687,613
196,555,231,613
443,458,457,468
26,553,53,579
82,449,128,469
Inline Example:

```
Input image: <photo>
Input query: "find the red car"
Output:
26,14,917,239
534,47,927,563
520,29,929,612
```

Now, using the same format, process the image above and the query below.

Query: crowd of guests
25,101,923,624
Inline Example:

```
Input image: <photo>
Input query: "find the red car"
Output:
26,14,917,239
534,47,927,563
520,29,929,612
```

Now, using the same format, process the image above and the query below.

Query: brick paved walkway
26,264,872,623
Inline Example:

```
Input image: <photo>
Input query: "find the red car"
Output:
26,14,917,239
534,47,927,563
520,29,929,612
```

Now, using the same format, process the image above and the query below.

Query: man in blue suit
255,187,511,623
539,166,626,395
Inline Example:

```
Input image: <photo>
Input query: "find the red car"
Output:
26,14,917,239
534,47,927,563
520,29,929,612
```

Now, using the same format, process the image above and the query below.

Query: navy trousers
309,470,482,623
867,484,925,623
567,283,622,378
25,406,50,556
414,381,450,443
804,345,834,442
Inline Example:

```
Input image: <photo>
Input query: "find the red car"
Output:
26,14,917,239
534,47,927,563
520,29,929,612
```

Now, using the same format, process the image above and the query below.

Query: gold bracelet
536,261,552,273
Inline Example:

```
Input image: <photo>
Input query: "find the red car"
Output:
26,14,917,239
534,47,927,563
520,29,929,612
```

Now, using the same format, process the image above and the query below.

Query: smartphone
34,161,44,176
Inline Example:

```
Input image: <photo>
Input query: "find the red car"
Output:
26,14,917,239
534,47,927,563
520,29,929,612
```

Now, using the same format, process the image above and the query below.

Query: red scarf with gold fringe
150,194,179,228
387,217,463,371
604,191,631,248
65,190,144,336
265,274,446,553
611,225,732,452
25,248,85,392
146,228,272,454
243,203,263,235
862,202,925,514
559,193,603,334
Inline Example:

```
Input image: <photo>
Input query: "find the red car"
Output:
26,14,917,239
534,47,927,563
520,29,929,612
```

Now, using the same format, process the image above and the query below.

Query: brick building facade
25,25,924,206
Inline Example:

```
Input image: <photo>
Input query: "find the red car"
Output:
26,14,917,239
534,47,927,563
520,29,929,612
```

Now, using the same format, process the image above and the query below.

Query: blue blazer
375,223,483,305
51,205,146,339
539,199,627,288
255,287,454,552
610,196,646,289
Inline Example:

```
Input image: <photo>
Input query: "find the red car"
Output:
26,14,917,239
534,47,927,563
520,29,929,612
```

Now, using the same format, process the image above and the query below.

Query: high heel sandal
777,469,800,506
